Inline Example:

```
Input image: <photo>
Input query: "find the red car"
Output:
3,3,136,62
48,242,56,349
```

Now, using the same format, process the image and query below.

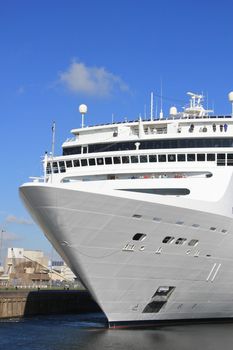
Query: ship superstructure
20,92,233,327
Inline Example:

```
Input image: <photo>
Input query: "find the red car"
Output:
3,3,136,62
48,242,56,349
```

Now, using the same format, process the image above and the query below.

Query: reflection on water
0,313,233,350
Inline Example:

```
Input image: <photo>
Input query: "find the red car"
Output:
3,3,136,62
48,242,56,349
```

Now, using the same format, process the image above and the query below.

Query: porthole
131,156,139,163
140,155,148,163
149,155,157,162
158,155,166,162
187,154,195,161
81,159,88,167
207,154,215,161
89,158,96,166
97,158,104,165
113,156,121,164
105,157,112,165
168,154,176,162
122,156,130,164
197,154,205,161
177,154,186,162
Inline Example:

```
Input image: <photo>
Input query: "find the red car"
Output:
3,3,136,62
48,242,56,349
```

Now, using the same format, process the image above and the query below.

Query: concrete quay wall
0,290,101,318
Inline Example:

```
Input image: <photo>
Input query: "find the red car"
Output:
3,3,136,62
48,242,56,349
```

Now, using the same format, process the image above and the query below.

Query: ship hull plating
19,182,233,326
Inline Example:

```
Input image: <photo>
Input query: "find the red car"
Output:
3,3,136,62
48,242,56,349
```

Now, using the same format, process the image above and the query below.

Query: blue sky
0,0,233,260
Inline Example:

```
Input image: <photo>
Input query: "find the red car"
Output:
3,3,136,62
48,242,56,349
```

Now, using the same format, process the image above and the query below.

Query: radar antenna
79,104,88,128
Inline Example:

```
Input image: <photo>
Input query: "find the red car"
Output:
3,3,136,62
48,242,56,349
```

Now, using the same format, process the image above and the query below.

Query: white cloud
6,215,33,225
59,61,129,97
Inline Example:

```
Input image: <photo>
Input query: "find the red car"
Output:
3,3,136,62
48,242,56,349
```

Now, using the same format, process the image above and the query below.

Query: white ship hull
19,173,233,327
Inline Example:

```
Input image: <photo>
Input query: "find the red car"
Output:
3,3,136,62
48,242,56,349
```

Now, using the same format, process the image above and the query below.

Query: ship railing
29,176,45,183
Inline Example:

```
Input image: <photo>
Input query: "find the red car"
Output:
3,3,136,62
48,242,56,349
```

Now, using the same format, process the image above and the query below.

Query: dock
0,290,102,318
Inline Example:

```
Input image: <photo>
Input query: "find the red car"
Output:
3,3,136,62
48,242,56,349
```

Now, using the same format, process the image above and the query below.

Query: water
1,313,233,350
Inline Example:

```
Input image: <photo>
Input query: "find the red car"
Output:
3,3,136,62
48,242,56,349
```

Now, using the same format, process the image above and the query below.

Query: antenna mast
79,104,88,128
150,92,154,121
52,121,55,158
159,79,163,119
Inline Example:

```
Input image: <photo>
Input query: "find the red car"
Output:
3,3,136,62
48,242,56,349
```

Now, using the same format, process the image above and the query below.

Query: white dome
170,106,177,115
79,104,88,114
228,92,233,102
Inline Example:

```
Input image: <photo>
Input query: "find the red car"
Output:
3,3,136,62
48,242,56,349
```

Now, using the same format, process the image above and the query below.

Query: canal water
0,312,232,350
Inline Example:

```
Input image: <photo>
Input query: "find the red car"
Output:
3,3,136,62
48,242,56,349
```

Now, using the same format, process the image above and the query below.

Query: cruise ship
20,92,233,327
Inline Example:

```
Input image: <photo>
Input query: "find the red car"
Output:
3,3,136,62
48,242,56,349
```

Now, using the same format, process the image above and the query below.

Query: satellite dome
79,104,88,114
170,106,177,115
228,92,233,102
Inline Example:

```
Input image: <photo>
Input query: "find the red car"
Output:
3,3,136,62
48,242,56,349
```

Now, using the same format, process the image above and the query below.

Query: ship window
187,154,195,161
63,138,233,156
89,158,96,166
52,162,58,173
73,159,80,167
82,146,88,154
217,153,225,166
105,157,112,165
227,154,233,166
177,154,186,162
175,237,187,245
97,158,104,165
132,214,142,218
162,236,175,244
122,156,130,163
113,156,121,164
207,154,215,161
133,233,147,241
131,156,139,163
66,160,72,168
158,155,166,162
140,155,148,163
63,146,81,156
188,239,199,247
46,163,52,174
59,161,66,173
149,155,157,162
197,154,205,161
168,154,176,162
81,159,88,167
